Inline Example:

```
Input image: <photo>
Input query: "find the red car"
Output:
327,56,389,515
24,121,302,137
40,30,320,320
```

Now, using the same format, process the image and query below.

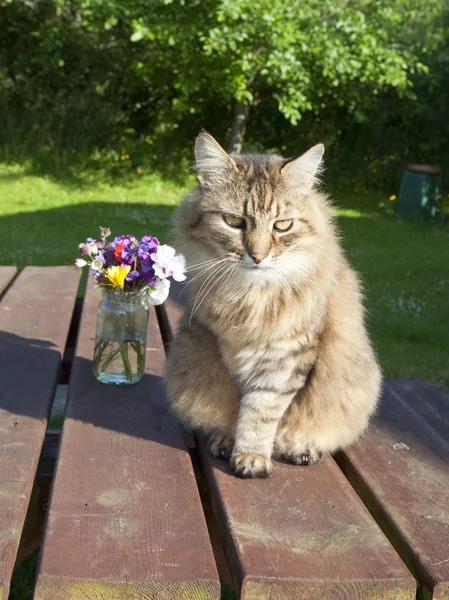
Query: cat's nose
250,252,268,264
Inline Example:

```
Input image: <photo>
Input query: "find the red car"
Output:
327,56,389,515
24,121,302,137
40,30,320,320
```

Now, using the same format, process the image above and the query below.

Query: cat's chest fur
197,282,320,334
196,285,323,385
219,330,316,380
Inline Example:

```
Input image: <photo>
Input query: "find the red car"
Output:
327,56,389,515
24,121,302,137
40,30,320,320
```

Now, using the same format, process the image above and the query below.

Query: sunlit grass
335,208,372,218
0,164,194,266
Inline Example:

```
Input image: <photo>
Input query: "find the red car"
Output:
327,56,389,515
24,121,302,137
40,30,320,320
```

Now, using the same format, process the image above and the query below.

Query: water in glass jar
93,337,146,385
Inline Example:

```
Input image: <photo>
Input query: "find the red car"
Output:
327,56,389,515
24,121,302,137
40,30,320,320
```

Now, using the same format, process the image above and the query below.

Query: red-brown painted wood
35,284,220,600
338,381,449,599
0,267,16,295
0,266,80,600
388,378,449,443
162,295,415,600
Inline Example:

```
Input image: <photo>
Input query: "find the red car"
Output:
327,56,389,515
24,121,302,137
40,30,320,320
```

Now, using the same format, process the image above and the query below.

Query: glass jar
92,289,149,384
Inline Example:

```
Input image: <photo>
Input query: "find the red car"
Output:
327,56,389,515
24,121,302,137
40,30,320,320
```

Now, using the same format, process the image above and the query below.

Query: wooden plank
0,266,80,600
388,378,449,443
161,295,415,600
35,284,220,600
16,434,59,565
0,267,16,296
337,381,449,600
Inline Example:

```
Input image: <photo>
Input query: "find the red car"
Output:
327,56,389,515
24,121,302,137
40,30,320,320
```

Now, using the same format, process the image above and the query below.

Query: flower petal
147,279,170,305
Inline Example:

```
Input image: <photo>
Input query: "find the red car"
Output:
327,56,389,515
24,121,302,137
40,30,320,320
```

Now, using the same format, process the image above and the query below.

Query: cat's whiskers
191,262,227,304
180,258,229,297
188,263,227,310
186,257,225,272
211,264,236,305
187,259,228,281
216,263,238,298
189,262,231,324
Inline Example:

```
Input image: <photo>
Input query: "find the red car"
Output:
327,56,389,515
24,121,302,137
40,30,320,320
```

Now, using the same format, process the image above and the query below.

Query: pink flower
150,245,186,282
79,242,98,256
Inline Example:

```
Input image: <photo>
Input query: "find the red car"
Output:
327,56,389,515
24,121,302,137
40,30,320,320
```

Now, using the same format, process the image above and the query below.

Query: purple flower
102,249,115,267
141,236,159,250
121,245,138,266
138,247,152,262
111,235,138,249
141,263,156,284
125,270,140,282
138,237,158,262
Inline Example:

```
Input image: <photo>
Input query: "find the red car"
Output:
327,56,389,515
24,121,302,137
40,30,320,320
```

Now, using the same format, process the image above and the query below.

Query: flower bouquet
75,227,185,385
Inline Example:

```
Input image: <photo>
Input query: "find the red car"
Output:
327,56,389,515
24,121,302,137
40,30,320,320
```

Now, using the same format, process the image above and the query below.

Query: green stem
93,339,109,376
119,342,133,382
100,347,121,371
131,341,145,377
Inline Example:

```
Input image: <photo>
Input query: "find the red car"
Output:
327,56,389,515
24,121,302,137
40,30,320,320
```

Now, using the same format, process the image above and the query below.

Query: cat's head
177,132,333,288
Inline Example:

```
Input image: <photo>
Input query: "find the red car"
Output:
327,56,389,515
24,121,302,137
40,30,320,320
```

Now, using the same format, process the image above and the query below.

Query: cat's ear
281,143,325,191
194,131,236,186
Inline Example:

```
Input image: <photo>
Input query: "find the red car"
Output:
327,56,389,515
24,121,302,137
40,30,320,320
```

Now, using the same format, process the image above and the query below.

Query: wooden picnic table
0,265,448,600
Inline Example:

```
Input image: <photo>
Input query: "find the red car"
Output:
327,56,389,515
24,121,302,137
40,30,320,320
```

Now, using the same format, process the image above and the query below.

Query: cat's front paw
280,449,323,466
230,452,272,479
208,432,234,461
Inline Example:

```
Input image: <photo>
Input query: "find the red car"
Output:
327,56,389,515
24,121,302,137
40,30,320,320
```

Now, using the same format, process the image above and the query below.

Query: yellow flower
105,265,131,288
89,192,94,197
389,195,396,201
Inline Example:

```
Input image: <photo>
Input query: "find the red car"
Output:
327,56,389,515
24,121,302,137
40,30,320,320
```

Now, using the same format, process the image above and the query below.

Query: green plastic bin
396,163,441,218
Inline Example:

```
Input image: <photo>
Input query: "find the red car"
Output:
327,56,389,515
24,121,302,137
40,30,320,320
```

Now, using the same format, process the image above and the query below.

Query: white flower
150,245,186,282
75,258,88,268
91,258,104,271
147,278,171,305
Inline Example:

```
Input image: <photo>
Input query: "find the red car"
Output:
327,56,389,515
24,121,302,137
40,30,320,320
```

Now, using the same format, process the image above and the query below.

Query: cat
165,131,381,478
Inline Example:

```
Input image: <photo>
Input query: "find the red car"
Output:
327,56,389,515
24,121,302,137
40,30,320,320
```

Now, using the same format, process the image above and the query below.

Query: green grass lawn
1,163,448,600
1,162,448,387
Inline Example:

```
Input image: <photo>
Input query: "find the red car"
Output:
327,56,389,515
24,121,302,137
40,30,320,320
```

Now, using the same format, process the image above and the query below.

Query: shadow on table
0,330,62,422
0,329,183,451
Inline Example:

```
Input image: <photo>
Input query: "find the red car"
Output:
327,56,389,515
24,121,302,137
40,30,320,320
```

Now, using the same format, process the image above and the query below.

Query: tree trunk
228,102,249,154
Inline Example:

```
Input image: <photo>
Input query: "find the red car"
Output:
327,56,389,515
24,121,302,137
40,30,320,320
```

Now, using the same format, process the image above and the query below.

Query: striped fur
165,133,381,478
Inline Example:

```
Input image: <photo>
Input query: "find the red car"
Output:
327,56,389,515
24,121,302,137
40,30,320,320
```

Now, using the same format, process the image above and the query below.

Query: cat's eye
273,219,294,232
224,214,245,229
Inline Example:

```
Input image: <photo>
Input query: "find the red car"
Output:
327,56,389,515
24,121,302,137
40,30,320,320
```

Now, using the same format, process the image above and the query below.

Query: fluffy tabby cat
165,132,381,478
